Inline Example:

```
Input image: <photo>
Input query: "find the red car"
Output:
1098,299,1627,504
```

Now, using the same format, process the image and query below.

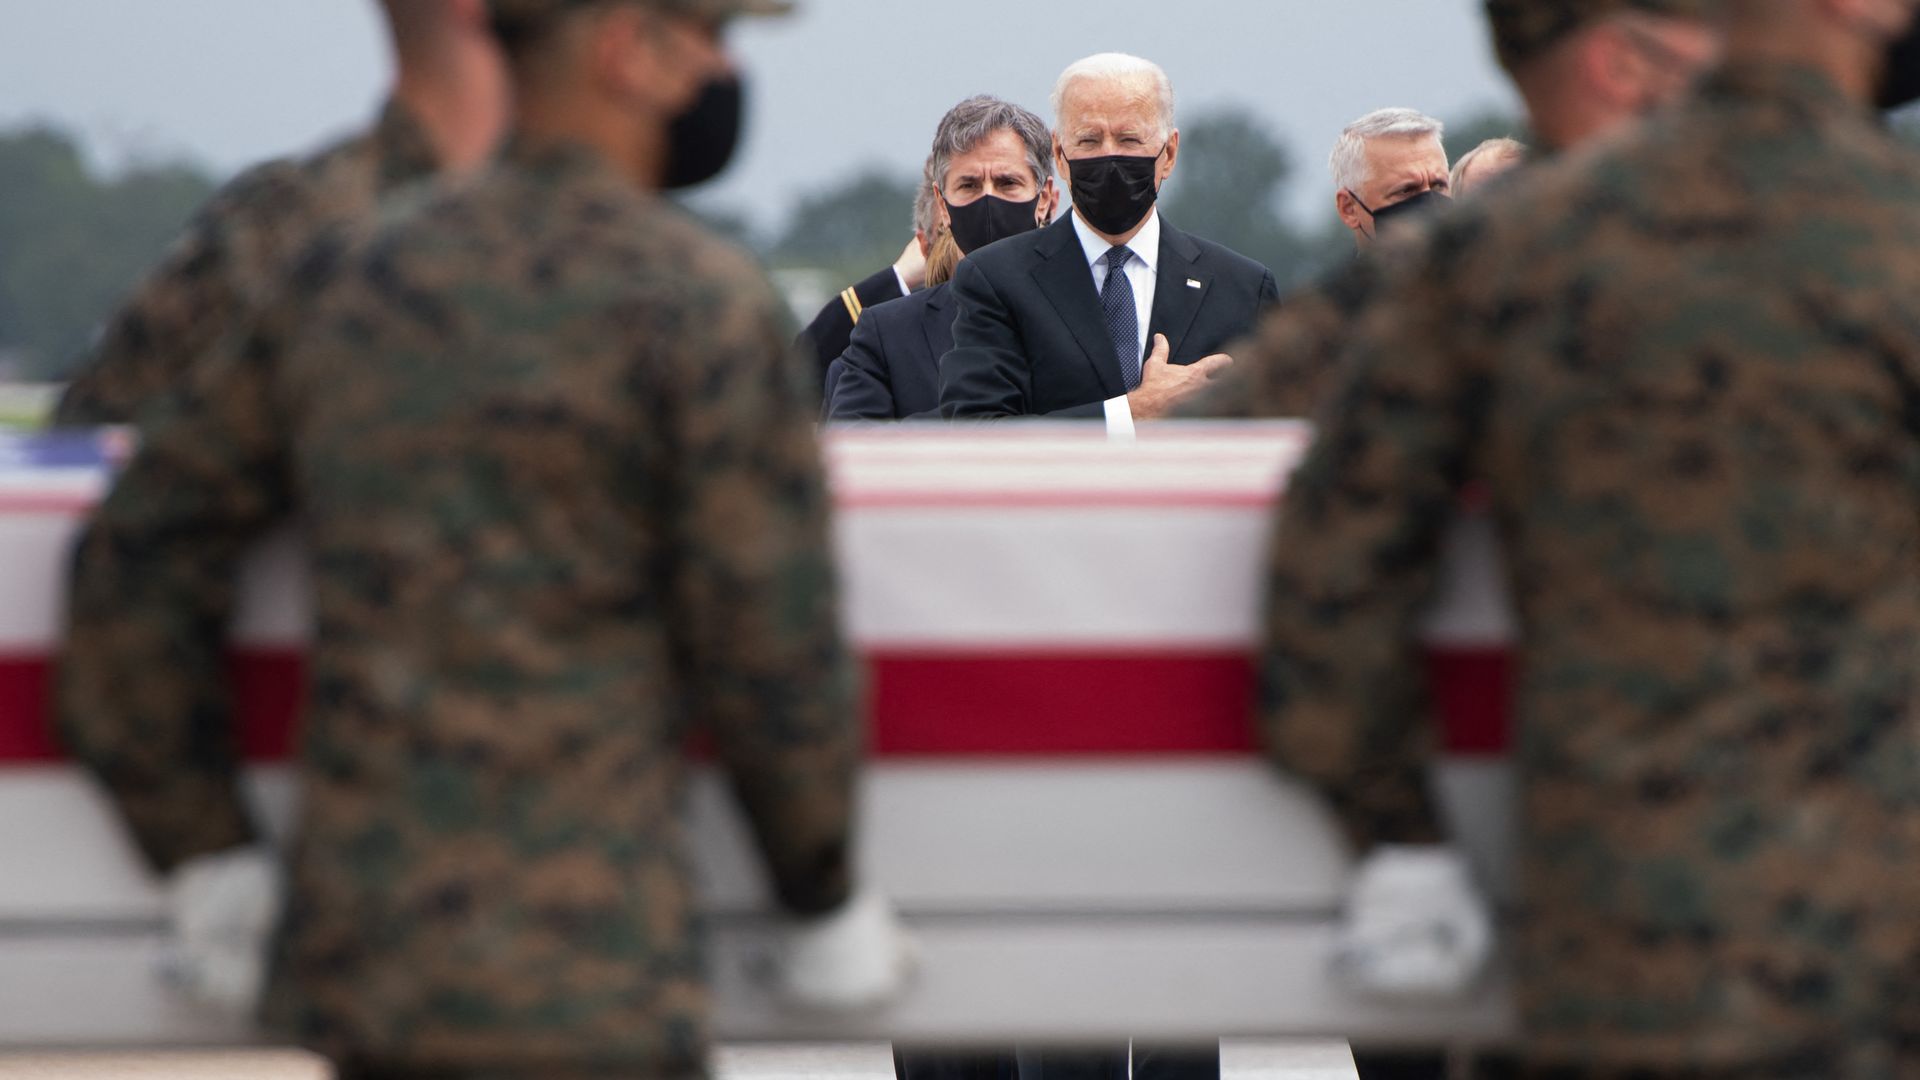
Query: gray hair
927,95,1054,200
1051,53,1176,141
912,156,942,238
1450,137,1528,197
1328,107,1446,194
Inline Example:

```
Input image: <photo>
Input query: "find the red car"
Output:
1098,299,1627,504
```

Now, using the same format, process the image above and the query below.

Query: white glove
158,844,284,1015
775,889,917,1012
1330,845,1492,1000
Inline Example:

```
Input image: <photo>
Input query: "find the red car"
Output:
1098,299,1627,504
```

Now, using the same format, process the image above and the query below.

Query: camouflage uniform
57,136,857,1077
54,102,442,426
1184,0,1715,423
1259,62,1920,1076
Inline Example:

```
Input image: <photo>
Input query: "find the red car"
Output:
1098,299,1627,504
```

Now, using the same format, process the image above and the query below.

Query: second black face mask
1879,17,1920,110
944,194,1043,255
1066,149,1163,236
1351,188,1451,238
663,75,744,191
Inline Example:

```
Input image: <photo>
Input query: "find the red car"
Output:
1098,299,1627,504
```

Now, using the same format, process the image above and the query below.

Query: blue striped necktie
1100,246,1142,390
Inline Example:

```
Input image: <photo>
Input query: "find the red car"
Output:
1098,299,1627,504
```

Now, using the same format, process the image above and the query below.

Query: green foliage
1161,107,1316,288
0,104,1530,380
1443,109,1531,171
767,170,918,286
0,127,215,380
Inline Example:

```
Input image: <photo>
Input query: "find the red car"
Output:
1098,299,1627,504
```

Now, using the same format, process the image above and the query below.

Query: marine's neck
513,92,668,192
1724,17,1879,107
390,46,509,174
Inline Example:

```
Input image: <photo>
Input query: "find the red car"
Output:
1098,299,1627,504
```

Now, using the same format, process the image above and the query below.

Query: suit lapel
1030,216,1127,398
1148,221,1208,363
918,283,950,362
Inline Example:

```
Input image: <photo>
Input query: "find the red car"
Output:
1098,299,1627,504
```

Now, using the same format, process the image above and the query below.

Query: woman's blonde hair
923,226,961,288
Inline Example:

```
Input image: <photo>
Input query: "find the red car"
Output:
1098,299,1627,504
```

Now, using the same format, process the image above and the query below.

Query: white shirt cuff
893,267,912,298
1103,395,1137,441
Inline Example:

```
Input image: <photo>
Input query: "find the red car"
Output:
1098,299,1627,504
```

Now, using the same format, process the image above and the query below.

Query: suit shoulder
866,282,944,328
1183,230,1274,282
962,223,1057,278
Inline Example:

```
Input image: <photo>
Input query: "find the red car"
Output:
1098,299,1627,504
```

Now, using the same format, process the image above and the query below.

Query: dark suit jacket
826,282,954,421
796,266,906,392
939,214,1280,418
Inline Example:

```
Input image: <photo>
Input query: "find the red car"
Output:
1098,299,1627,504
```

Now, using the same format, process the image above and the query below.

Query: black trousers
894,1044,1219,1080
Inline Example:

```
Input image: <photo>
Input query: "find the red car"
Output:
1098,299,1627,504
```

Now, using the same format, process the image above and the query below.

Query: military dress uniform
54,102,441,425
57,138,859,1077
1259,62,1920,1076
797,266,908,392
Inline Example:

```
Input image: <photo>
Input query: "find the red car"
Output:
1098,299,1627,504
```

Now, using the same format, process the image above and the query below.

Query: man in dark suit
828,95,1059,421
939,52,1279,428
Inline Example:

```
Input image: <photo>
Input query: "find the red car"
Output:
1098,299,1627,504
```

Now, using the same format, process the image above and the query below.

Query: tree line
0,108,1525,382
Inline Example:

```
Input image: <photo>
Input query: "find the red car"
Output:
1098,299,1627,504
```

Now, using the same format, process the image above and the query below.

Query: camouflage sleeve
651,258,860,918
55,163,304,426
1258,231,1486,853
55,303,297,874
1179,257,1384,421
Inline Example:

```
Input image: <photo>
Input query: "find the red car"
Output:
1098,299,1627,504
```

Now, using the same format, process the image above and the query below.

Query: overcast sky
0,1,1521,234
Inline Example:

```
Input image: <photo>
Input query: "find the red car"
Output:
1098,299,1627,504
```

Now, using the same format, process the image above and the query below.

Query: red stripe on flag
1425,646,1513,754
0,648,1512,763
0,651,308,763
867,651,1260,756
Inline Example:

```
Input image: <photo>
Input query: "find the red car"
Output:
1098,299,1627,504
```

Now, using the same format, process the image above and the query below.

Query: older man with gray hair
1330,107,1452,249
939,52,1279,428
828,94,1059,420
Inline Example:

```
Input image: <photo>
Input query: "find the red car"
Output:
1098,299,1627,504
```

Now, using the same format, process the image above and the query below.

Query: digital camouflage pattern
54,102,441,426
57,140,859,1077
1485,0,1723,72
1260,63,1920,1074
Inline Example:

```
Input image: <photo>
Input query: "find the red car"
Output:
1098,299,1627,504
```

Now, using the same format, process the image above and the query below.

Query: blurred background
0,0,1534,394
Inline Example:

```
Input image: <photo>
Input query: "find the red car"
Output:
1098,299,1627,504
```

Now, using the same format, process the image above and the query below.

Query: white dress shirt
1070,207,1161,439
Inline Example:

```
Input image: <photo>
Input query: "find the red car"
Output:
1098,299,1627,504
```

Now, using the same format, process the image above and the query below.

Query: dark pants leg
894,1047,1023,1080
1015,1042,1217,1080
1130,1043,1219,1080
1014,1046,1129,1080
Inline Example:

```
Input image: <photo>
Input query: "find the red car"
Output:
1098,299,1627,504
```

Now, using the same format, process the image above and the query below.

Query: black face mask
943,194,1044,255
1878,17,1920,110
1348,188,1450,239
663,75,744,190
1064,147,1165,236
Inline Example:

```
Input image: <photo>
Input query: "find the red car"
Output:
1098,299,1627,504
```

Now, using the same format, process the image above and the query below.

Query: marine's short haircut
1050,53,1176,141
926,95,1054,199
1328,107,1447,194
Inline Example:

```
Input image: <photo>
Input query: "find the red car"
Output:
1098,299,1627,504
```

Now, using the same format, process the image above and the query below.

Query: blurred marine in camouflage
53,0,512,426
1186,0,1723,420
57,0,911,1075
1260,0,1920,1073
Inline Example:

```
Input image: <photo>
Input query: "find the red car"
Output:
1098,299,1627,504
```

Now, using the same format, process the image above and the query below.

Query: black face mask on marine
1878,16,1920,110
1064,146,1165,235
1347,188,1451,239
663,74,745,190
943,193,1044,255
